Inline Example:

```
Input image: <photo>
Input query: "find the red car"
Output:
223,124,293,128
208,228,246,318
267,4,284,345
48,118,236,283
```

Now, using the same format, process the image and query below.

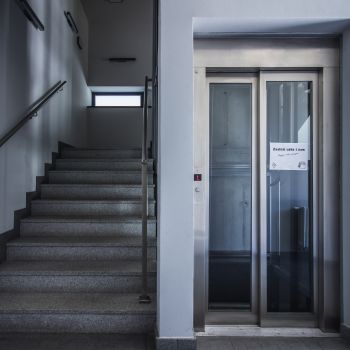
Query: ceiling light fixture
105,0,124,4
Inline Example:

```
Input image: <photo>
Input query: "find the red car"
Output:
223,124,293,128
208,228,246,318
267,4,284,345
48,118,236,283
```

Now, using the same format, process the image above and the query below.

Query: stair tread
0,292,155,314
63,148,142,151
21,216,157,223
49,170,154,174
57,159,154,162
32,199,156,204
7,236,156,247
0,260,156,275
41,184,155,188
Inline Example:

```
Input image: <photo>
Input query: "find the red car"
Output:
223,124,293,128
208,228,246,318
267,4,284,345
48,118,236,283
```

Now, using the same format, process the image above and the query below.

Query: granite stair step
61,148,142,159
31,199,156,217
48,170,154,185
40,184,155,200
0,292,155,333
55,159,154,171
7,236,156,261
0,260,156,293
20,216,157,237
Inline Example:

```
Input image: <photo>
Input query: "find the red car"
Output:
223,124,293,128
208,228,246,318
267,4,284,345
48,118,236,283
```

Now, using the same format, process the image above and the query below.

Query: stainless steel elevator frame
193,38,340,331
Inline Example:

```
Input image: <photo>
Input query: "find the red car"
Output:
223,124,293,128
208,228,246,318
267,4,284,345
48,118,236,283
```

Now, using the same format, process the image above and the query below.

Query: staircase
0,147,156,334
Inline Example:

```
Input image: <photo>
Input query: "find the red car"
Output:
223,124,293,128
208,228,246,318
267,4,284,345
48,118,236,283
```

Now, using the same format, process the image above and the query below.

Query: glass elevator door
208,82,254,313
259,72,318,326
206,73,317,327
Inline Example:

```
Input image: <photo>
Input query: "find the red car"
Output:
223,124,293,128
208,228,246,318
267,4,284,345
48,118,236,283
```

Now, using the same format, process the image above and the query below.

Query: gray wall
0,0,90,234
158,0,350,340
87,108,152,149
81,0,153,86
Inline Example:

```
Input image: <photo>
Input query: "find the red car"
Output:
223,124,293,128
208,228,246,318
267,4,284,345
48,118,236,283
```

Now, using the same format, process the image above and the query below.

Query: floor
0,333,154,350
197,337,350,350
0,333,349,349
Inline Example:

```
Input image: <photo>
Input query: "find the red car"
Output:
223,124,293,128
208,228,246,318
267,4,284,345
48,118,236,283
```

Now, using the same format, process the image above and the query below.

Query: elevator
193,38,340,331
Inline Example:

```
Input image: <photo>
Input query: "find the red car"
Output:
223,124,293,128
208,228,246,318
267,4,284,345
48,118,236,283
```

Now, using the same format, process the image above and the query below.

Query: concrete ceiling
193,18,350,36
80,0,151,22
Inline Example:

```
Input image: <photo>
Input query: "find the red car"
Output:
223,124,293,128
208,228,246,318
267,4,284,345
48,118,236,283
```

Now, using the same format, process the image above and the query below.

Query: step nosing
31,200,156,203
21,217,157,222
49,170,154,173
7,238,157,245
57,159,154,162
8,243,156,247
0,292,156,315
0,271,156,276
63,148,142,151
41,184,155,187
0,310,156,315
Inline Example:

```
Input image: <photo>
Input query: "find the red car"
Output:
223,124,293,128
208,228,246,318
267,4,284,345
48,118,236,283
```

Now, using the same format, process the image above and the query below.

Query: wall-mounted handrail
64,11,83,51
64,11,79,34
15,0,45,31
139,76,152,304
0,81,67,148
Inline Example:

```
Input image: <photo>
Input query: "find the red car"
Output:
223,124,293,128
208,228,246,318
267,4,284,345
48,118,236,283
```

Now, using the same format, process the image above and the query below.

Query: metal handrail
139,76,152,304
15,0,45,31
0,81,67,148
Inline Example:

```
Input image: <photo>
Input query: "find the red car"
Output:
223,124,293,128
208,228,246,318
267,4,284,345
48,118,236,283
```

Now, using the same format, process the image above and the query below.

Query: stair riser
49,173,154,185
0,314,155,333
61,149,142,159
20,221,156,237
41,186,155,200
56,161,153,171
0,275,156,293
31,203,156,217
7,247,156,261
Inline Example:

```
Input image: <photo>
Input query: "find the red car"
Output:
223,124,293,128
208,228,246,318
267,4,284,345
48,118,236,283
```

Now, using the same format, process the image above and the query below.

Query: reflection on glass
266,81,313,312
209,84,252,310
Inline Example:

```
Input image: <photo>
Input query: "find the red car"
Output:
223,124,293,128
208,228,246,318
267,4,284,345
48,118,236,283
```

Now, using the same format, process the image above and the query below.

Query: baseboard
341,324,350,341
156,337,197,350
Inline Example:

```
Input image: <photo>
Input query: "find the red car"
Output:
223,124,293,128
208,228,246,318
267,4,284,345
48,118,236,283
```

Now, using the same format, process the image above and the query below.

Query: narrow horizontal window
93,93,142,107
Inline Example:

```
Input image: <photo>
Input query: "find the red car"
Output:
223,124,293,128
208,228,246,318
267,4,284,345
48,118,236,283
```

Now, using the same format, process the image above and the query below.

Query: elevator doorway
193,38,340,332
205,72,317,327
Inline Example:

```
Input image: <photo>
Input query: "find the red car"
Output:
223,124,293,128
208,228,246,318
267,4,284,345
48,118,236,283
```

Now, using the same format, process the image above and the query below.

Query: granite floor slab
0,333,154,350
197,336,350,350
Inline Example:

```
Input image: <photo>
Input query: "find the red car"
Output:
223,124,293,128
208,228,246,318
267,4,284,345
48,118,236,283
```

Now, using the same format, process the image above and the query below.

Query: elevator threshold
196,326,340,338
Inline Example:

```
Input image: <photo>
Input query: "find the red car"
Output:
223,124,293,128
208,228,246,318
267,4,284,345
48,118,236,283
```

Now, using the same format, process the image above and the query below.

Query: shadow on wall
0,0,90,234
87,107,153,149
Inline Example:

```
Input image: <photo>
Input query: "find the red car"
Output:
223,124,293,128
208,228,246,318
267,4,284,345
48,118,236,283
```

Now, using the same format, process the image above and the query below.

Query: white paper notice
270,143,309,171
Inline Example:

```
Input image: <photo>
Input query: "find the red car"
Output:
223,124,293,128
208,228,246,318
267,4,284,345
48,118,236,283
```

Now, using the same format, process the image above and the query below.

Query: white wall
342,28,350,330
81,0,153,86
0,0,90,234
158,0,350,340
87,107,152,149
